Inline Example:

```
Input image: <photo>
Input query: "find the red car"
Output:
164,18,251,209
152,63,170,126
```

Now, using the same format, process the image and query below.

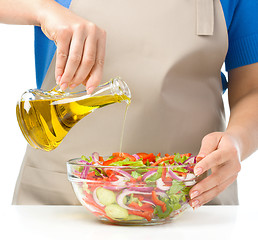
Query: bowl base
98,217,172,226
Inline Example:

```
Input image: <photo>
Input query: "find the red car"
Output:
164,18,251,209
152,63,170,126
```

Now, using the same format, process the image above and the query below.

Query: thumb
196,132,223,162
194,132,223,176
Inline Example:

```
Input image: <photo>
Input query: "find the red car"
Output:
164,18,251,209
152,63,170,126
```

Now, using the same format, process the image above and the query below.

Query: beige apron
13,0,238,205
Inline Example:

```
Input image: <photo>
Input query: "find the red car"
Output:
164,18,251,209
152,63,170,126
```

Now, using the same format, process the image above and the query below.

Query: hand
189,132,241,209
39,1,106,93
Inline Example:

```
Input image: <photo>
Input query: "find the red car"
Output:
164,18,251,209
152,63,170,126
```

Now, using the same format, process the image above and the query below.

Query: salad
67,152,198,224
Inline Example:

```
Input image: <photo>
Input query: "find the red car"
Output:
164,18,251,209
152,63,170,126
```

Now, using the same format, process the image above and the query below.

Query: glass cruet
16,77,131,151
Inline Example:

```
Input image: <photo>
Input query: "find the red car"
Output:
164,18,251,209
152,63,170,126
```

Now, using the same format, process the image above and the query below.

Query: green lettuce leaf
167,180,185,195
109,159,145,167
174,153,189,164
173,167,188,173
81,155,93,163
131,171,142,179
145,167,163,183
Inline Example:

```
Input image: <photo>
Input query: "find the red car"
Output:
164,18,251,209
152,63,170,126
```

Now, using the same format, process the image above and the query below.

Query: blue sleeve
34,0,72,88
220,0,258,71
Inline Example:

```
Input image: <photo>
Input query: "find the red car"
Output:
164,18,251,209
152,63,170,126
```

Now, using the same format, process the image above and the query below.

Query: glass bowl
67,157,199,225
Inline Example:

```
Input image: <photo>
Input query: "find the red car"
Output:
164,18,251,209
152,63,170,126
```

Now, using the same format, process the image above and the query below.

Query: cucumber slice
105,204,129,220
96,188,116,206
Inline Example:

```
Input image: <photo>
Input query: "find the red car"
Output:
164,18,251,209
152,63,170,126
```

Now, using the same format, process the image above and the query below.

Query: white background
0,24,257,206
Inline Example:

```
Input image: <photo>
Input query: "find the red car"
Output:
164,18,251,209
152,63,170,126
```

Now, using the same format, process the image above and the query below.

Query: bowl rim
67,158,198,184
67,157,197,169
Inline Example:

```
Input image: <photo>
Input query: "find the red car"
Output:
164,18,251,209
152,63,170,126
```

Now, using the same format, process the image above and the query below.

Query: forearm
0,0,57,25
226,89,258,160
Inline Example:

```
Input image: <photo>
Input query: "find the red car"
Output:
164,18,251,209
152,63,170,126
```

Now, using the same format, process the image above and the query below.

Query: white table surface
1,205,256,240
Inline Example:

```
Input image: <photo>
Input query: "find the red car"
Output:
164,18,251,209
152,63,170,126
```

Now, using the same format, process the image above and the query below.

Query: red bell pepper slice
128,202,154,212
112,152,136,161
181,153,192,158
136,152,149,158
173,171,187,178
152,191,167,212
161,163,167,182
142,153,156,164
133,194,144,202
128,210,153,222
151,156,175,166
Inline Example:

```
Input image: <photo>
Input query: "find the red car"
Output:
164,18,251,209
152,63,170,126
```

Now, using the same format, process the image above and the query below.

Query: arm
189,63,258,208
0,0,106,93
227,63,258,159
0,0,42,25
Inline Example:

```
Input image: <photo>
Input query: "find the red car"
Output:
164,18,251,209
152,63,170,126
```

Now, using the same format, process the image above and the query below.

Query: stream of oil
119,103,130,153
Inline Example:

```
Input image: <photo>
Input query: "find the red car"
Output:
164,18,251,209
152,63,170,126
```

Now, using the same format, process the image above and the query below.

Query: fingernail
56,76,61,84
190,190,199,199
193,205,200,211
69,84,76,89
191,199,200,208
194,167,203,176
60,82,68,91
86,87,94,95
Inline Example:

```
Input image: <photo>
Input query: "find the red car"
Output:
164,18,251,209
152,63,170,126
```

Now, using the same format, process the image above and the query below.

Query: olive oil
17,93,130,151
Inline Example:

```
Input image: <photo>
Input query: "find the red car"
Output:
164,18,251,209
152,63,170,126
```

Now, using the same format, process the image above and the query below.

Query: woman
1,0,257,207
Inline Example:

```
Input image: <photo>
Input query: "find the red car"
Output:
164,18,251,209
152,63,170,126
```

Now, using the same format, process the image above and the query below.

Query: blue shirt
34,0,258,91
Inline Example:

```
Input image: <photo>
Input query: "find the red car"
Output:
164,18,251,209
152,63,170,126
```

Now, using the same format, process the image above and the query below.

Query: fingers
68,34,97,90
85,33,106,94
194,133,241,176
59,29,86,90
189,132,242,208
194,150,224,176
189,174,237,209
53,21,106,91
191,161,238,197
55,29,72,84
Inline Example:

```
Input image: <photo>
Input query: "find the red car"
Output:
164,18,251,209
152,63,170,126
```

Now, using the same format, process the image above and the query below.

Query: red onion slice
103,185,126,191
78,160,88,163
156,178,170,191
80,166,90,179
142,200,155,206
103,176,127,191
183,156,196,164
183,166,194,172
128,186,154,192
92,152,101,164
108,168,133,179
116,189,152,211
168,169,182,181
142,170,157,181
132,154,140,160
110,175,127,186
184,173,196,181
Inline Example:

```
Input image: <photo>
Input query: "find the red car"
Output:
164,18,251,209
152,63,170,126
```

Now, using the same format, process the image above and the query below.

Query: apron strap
196,0,214,36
